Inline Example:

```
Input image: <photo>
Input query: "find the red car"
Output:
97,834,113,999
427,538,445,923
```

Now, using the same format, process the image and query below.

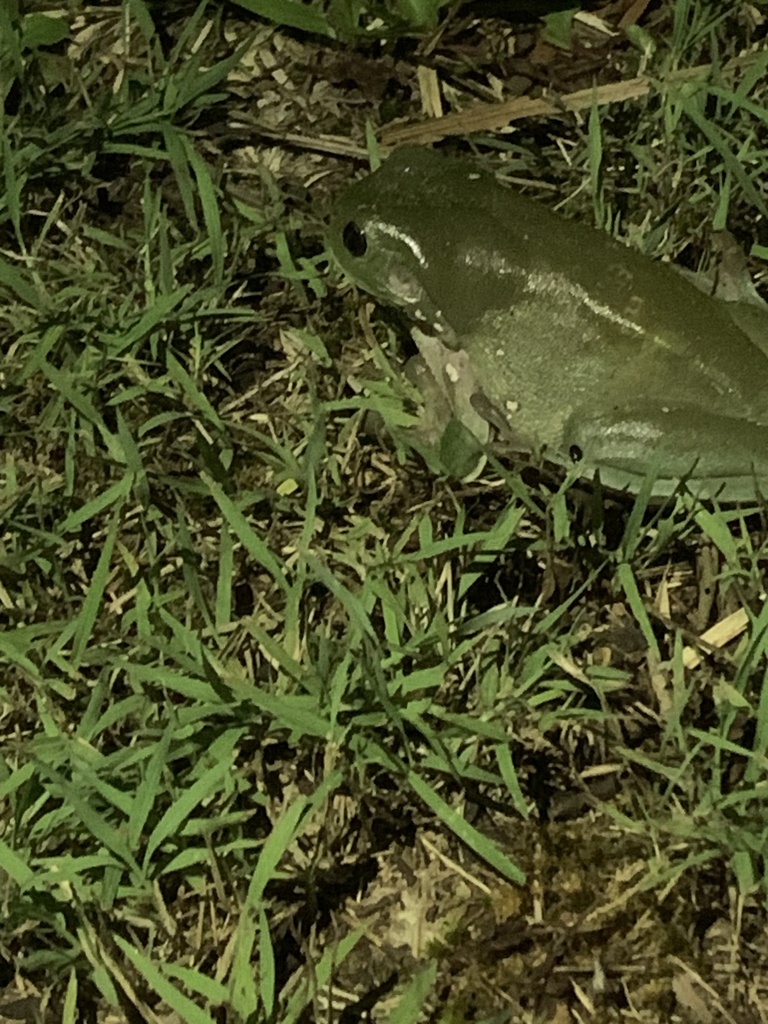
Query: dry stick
380,52,762,148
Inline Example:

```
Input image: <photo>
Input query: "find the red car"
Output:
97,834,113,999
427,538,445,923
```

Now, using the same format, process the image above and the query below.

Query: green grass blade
229,0,334,36
113,935,218,1024
0,839,33,888
408,771,526,885
388,960,438,1024
202,473,290,594
143,757,233,865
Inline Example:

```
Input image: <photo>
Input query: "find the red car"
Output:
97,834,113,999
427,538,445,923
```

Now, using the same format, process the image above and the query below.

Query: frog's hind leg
676,231,768,359
564,404,768,502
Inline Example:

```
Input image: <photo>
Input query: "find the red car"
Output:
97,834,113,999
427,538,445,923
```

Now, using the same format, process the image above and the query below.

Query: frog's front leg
565,404,768,500
403,328,489,478
403,353,454,446
410,327,490,442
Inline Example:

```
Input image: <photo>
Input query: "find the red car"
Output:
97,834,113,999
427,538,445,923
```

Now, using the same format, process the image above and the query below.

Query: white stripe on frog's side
462,246,520,277
524,270,645,336
600,419,664,442
376,221,428,267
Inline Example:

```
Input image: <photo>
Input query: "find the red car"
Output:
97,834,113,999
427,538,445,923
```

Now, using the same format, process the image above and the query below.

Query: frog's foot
404,354,454,445
710,231,766,307
469,391,536,454
410,325,480,419
694,232,768,356
564,404,768,502
678,230,766,306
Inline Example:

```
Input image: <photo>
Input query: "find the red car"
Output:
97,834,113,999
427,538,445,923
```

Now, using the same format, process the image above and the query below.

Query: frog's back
373,149,768,420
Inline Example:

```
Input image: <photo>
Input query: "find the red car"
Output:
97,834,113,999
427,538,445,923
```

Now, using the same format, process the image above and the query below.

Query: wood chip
682,608,749,669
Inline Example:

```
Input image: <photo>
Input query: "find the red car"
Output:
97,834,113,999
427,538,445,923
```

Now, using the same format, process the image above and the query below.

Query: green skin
328,146,768,500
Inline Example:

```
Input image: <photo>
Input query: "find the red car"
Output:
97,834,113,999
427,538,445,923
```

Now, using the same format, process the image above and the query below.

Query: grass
2,0,768,1021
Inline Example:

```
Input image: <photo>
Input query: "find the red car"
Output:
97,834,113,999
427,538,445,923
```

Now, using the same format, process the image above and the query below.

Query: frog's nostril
343,221,367,258
569,445,584,463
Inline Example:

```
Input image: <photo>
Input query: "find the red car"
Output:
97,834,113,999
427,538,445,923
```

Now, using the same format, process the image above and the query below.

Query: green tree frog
328,146,768,500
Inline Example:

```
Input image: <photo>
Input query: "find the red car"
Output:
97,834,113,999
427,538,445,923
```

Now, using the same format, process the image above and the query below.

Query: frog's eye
342,221,367,258
569,445,583,463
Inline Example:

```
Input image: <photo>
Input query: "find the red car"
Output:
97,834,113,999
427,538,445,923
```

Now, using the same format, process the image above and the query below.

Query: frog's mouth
385,267,454,345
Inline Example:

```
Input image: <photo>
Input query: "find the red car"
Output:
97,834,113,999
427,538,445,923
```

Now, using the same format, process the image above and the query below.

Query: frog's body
328,146,768,500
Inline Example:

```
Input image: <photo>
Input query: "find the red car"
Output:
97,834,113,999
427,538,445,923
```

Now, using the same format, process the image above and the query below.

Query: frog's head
329,193,447,330
328,150,452,336
328,147,523,343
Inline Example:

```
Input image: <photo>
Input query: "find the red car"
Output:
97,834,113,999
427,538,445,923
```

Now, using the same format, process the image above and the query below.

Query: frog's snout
387,268,424,307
